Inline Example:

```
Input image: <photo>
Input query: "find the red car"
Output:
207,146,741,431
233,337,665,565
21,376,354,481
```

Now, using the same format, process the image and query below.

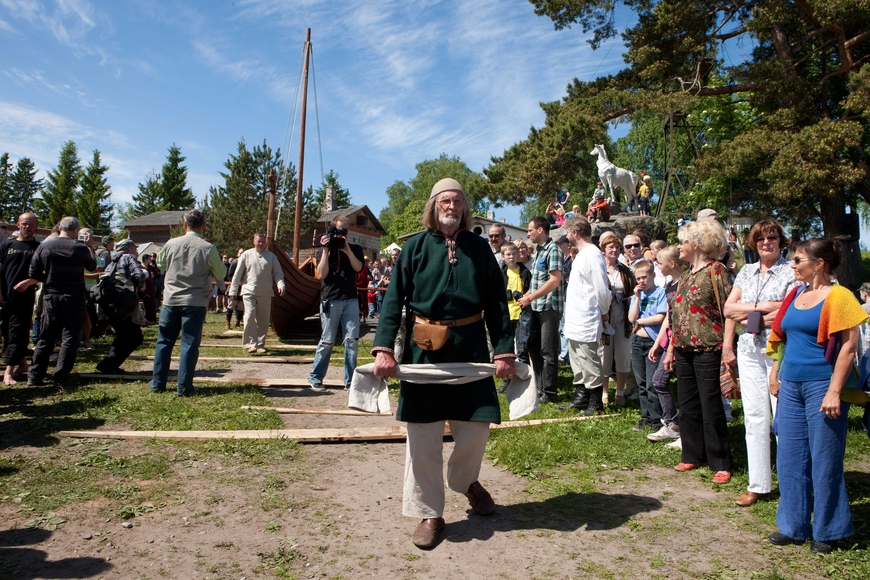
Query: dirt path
0,325,818,579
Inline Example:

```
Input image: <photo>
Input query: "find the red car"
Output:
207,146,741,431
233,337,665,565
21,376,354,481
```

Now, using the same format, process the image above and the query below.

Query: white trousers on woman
402,421,490,519
738,347,778,494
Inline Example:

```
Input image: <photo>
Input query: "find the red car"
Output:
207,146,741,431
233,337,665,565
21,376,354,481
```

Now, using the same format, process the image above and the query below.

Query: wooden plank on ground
242,405,391,417
127,355,315,364
77,374,345,388
199,343,317,350
58,414,612,443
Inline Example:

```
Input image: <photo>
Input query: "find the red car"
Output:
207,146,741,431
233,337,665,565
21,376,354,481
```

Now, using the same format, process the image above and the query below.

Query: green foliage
378,154,490,246
77,150,113,235
313,169,351,210
37,140,81,227
8,157,42,218
160,144,195,211
0,153,11,217
205,139,297,254
131,170,163,219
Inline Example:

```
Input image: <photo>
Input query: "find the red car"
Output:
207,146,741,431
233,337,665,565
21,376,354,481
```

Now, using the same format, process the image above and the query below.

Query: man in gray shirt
150,209,225,396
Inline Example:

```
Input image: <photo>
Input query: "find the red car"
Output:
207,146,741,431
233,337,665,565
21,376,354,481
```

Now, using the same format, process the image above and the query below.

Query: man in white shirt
229,233,286,353
559,216,612,415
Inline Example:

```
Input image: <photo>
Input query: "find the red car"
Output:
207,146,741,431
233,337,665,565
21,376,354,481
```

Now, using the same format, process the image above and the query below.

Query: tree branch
716,28,747,41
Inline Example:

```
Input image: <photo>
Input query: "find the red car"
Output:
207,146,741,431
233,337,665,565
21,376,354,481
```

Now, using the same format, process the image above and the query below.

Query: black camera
512,291,523,301
326,226,347,250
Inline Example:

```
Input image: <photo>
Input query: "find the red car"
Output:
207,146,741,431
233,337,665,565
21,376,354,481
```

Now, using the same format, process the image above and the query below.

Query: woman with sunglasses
663,219,734,484
765,238,866,553
723,219,798,507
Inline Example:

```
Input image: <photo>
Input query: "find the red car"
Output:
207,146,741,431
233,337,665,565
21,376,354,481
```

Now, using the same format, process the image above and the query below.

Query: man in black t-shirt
307,215,364,392
0,212,40,385
19,216,97,390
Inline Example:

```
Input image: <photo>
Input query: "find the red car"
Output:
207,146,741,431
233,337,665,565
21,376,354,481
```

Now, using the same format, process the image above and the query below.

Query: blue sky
0,0,629,230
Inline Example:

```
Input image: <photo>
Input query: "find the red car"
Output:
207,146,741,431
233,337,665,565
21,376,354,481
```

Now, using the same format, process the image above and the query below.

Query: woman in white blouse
723,219,798,507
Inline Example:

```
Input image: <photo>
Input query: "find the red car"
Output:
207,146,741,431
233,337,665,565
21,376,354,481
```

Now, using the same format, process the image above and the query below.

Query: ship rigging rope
310,46,326,186
276,41,307,235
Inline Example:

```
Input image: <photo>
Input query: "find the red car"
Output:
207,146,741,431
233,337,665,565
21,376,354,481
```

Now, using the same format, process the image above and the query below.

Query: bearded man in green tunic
372,177,516,550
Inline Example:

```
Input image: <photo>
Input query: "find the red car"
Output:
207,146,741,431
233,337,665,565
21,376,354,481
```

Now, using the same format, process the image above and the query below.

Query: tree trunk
820,189,863,290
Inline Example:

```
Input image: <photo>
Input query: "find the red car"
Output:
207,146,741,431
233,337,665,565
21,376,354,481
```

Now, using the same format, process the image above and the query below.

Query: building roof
122,211,187,228
316,205,385,233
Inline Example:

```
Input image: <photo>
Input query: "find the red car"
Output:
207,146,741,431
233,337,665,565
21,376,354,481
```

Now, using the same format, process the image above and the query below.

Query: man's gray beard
439,215,459,227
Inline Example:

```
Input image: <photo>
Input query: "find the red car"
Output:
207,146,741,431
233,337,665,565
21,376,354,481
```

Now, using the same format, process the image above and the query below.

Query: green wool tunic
372,229,515,423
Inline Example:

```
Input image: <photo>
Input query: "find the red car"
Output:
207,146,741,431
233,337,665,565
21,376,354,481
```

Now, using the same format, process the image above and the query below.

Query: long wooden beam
58,415,613,443
241,405,392,416
127,355,315,364
77,374,346,388
198,343,317,350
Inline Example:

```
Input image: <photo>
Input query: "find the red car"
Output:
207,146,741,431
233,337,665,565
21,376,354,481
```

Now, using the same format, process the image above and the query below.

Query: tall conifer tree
9,158,42,218
38,141,81,227
160,144,194,210
77,150,113,235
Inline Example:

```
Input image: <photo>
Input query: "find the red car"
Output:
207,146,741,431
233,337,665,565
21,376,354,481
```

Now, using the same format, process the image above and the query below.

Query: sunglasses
757,235,780,243
488,234,503,239
624,243,641,249
792,256,815,264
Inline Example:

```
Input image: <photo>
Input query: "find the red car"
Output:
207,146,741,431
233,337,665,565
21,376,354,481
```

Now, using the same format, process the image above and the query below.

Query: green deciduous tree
38,140,81,227
205,139,297,254
77,150,113,235
487,0,870,286
379,154,490,247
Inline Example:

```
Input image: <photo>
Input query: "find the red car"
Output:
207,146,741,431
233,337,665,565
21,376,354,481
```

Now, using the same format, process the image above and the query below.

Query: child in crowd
628,260,667,431
638,175,651,216
649,239,668,287
647,246,685,444
586,192,610,223
500,242,531,392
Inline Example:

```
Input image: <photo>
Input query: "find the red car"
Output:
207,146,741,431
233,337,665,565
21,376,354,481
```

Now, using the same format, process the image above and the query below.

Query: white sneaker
665,437,682,449
647,422,680,442
309,382,326,392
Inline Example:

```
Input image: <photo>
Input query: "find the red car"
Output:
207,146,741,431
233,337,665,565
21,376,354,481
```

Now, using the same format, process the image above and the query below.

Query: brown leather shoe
735,491,767,507
412,517,445,549
465,481,495,515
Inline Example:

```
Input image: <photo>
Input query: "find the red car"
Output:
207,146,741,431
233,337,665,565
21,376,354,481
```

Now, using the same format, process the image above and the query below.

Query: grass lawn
1,311,869,578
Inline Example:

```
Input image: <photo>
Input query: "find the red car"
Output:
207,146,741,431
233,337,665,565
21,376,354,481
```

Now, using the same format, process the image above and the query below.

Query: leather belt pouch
413,323,449,351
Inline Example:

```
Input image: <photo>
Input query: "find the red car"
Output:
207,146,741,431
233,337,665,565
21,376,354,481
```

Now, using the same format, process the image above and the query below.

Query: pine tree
313,169,351,211
9,157,42,218
206,139,297,254
0,153,11,219
77,150,113,235
132,171,164,217
38,141,81,227
160,144,194,211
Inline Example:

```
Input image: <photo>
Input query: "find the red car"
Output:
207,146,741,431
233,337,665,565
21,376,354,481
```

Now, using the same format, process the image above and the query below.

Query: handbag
719,363,741,399
413,323,449,351
711,265,741,399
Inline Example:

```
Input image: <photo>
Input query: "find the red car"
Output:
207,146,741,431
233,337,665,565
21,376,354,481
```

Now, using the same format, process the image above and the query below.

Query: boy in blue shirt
628,260,667,431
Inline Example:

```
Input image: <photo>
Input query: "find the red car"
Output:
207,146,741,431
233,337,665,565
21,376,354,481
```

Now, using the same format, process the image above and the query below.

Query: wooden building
121,211,186,245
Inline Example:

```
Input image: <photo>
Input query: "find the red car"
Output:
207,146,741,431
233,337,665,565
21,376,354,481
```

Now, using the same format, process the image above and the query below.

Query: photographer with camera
308,215,364,392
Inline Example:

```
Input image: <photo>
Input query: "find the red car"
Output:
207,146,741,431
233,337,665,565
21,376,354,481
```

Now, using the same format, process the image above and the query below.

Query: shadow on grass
442,491,663,545
0,527,112,579
0,416,106,450
263,387,342,399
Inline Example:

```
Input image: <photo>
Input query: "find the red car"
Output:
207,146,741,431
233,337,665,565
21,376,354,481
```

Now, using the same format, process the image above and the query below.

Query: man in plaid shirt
517,216,564,403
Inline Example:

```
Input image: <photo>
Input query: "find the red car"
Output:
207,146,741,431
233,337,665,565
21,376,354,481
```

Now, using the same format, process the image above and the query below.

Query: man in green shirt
372,178,515,550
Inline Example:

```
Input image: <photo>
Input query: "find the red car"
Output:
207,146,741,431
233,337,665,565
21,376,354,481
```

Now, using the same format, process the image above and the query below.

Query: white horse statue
590,144,639,209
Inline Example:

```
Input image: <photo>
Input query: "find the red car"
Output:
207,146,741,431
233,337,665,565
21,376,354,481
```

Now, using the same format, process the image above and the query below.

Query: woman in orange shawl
766,238,867,554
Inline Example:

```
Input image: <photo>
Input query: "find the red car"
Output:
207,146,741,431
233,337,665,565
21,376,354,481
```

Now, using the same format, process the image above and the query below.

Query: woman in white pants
723,219,798,507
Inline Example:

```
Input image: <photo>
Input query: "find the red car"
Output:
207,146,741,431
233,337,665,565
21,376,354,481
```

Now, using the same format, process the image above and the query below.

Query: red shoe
713,471,732,484
674,462,707,472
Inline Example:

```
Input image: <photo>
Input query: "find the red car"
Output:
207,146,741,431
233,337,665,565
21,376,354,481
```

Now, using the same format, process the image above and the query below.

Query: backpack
91,255,140,320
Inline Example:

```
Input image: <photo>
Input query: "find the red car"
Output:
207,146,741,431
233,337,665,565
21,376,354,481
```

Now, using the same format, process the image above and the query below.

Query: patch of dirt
0,325,821,579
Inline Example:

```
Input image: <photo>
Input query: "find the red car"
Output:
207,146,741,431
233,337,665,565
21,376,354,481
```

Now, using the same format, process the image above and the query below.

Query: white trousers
738,347,778,494
242,294,271,349
569,339,605,389
403,421,490,519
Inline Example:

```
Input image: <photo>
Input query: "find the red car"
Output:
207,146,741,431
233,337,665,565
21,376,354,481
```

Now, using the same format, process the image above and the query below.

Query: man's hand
277,287,285,297
319,235,330,247
13,279,36,293
494,357,516,380
517,292,532,309
722,348,737,369
373,351,398,378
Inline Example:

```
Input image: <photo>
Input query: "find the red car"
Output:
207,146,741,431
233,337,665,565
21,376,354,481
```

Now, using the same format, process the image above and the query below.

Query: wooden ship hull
269,240,320,337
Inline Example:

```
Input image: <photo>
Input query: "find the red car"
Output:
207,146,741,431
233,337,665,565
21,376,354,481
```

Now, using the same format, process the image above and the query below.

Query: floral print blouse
670,262,733,351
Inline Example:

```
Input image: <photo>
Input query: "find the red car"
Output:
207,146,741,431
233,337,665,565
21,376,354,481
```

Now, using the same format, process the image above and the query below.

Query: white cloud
0,100,94,167
0,18,14,31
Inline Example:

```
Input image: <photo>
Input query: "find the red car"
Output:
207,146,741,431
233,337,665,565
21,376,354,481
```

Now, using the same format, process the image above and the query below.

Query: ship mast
293,27,312,265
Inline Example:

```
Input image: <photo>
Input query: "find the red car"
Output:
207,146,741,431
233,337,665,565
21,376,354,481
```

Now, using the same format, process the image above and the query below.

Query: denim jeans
309,298,359,388
150,305,206,396
631,334,662,423
776,378,852,542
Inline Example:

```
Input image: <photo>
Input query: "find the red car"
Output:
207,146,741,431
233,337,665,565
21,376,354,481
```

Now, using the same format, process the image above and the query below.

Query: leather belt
413,313,482,327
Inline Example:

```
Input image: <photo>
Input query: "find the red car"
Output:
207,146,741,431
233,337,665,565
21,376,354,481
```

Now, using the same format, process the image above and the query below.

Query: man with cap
96,239,147,374
373,177,515,550
229,232,286,354
20,216,98,390
97,235,115,270
0,212,39,385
